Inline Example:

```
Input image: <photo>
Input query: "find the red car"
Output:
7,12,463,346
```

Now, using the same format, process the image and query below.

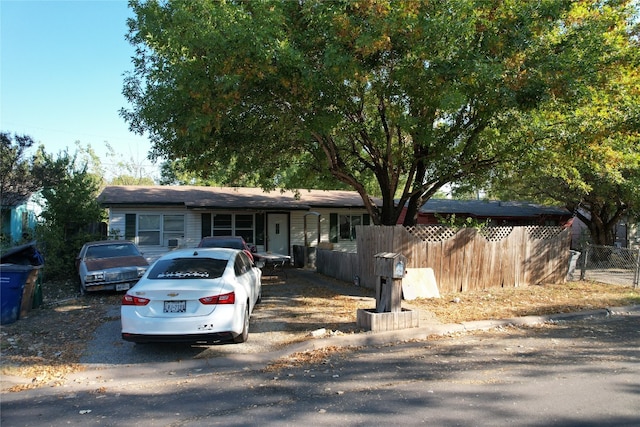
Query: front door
267,213,289,254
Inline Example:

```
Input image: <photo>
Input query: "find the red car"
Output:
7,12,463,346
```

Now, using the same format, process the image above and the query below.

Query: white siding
290,208,368,253
107,206,371,256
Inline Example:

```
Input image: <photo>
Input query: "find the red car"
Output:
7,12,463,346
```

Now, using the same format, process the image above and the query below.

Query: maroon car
197,236,255,262
76,240,149,294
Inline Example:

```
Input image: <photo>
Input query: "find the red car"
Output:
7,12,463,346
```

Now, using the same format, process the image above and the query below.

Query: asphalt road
2,310,638,426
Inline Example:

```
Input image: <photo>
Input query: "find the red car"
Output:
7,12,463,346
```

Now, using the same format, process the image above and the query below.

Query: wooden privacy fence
317,225,571,293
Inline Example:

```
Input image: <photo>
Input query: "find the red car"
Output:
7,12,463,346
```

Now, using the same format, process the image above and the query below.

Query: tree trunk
574,200,626,246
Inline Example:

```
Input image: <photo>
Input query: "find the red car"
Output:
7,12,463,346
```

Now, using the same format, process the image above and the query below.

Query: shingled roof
419,199,571,218
98,185,377,210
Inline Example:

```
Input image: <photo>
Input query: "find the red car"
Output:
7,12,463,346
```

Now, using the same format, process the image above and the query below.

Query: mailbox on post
373,252,407,313
357,252,418,332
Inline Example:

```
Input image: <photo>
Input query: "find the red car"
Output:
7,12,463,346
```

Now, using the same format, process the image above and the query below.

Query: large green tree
122,0,634,225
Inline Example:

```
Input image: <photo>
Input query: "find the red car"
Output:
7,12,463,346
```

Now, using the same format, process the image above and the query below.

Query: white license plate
164,300,186,313
116,283,130,291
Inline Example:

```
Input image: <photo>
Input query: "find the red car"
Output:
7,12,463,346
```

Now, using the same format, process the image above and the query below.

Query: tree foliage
36,150,105,280
122,0,636,225
0,132,53,208
488,4,640,246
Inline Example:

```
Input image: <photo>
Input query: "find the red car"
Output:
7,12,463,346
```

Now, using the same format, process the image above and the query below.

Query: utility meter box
374,252,407,279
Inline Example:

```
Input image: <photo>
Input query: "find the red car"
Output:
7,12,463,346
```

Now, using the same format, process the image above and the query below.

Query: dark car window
234,252,252,276
86,243,139,259
147,258,228,280
200,238,244,250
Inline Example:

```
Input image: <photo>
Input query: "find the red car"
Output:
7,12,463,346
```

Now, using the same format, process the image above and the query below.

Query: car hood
84,256,148,271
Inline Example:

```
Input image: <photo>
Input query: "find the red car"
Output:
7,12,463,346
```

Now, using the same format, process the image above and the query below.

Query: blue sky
1,0,158,177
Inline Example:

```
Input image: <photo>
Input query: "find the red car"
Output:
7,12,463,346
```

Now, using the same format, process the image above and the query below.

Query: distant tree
123,0,635,225
102,143,156,185
1,132,46,208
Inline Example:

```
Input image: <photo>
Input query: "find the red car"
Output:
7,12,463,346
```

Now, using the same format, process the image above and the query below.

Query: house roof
98,185,377,210
419,199,571,218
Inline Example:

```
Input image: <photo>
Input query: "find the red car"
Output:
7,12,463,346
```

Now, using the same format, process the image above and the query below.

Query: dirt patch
1,269,639,392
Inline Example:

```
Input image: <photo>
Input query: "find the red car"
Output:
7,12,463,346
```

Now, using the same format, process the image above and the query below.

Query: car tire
233,304,250,344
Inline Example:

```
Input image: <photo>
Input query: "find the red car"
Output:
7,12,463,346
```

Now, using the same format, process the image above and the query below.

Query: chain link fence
578,245,640,288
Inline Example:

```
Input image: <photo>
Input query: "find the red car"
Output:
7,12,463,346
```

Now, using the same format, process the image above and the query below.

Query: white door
267,213,289,254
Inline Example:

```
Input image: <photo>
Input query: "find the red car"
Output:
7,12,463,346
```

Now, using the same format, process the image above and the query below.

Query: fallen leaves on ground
2,273,638,392
408,281,640,324
1,279,120,392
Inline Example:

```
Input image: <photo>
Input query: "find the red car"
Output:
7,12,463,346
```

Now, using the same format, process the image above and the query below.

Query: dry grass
406,280,640,324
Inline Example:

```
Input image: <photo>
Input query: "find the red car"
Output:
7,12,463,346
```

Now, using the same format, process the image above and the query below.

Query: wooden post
376,276,403,313
374,252,406,313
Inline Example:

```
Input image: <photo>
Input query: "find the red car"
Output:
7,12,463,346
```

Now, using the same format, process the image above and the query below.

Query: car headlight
137,267,147,278
85,272,105,283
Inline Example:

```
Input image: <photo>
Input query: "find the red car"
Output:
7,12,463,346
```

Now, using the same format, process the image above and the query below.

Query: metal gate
580,245,640,288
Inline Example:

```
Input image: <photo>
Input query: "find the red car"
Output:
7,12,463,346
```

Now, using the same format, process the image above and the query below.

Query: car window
147,258,228,279
235,252,254,276
201,238,243,250
85,244,138,259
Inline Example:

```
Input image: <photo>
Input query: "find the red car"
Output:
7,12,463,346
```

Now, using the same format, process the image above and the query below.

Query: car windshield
147,258,228,280
85,244,139,259
200,239,243,249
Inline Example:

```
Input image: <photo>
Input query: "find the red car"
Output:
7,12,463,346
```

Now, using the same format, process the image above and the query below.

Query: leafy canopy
122,0,635,225
488,2,640,245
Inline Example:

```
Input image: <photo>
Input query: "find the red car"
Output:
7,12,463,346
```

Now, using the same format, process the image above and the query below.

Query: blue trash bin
0,264,34,324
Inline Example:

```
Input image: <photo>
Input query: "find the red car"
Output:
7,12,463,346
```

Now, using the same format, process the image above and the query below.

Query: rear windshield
85,244,140,259
147,258,228,279
200,239,243,249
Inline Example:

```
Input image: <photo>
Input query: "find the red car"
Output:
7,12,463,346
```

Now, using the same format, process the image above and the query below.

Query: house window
340,214,362,240
203,213,261,244
124,214,184,246
330,213,371,243
213,214,233,236
163,215,185,245
138,214,161,245
235,214,254,244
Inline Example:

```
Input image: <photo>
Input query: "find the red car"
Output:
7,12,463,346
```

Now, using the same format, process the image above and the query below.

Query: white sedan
121,247,262,344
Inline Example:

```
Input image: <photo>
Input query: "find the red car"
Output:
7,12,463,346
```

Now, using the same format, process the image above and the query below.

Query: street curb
3,304,638,400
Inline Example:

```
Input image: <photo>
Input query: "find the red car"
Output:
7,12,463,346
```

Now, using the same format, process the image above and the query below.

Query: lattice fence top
406,225,566,242
405,225,457,242
525,226,565,240
479,226,514,241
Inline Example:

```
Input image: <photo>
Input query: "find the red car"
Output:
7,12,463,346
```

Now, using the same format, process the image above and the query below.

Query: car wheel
233,304,250,344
